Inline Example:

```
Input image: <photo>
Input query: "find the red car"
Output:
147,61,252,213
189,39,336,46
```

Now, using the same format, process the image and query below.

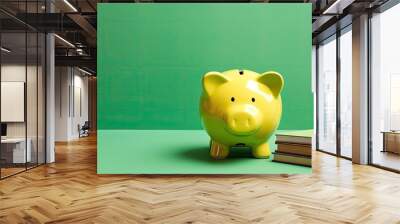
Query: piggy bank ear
257,71,284,97
202,71,229,96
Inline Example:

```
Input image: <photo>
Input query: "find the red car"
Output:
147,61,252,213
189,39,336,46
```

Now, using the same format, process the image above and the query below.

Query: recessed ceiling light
1,47,11,53
322,0,353,15
54,34,75,48
63,0,78,12
78,67,93,76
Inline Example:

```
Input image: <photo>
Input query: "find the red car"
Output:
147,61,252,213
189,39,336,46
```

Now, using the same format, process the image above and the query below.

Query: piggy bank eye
231,97,235,102
251,97,255,102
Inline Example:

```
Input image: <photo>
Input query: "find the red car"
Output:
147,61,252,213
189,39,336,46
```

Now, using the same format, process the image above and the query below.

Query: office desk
382,131,400,154
1,138,32,163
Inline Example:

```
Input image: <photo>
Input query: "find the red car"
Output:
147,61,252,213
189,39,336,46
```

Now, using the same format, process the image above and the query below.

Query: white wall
55,67,89,141
1,64,26,81
1,63,46,164
55,66,70,141
1,64,40,138
72,73,89,138
1,65,27,140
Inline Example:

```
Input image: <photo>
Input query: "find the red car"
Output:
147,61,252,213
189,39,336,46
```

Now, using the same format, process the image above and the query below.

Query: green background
98,3,312,130
97,4,312,174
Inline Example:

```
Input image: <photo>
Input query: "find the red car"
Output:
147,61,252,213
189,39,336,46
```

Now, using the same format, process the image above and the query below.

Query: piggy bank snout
226,106,261,135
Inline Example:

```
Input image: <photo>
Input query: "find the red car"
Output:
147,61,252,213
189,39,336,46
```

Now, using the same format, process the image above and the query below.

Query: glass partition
317,35,337,154
339,27,352,158
27,30,38,169
1,30,28,177
0,2,46,179
370,4,400,171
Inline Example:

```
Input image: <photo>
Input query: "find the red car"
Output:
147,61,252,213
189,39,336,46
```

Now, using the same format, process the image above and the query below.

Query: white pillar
46,32,55,163
312,45,317,151
45,1,55,163
352,14,369,164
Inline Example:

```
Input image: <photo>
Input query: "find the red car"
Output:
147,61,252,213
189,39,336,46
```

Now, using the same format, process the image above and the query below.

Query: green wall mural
97,4,312,174
98,4,312,131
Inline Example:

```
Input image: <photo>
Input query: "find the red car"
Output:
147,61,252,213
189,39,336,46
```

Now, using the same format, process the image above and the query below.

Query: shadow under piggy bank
176,145,255,164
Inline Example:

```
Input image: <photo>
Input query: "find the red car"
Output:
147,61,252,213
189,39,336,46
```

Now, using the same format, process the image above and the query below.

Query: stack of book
273,131,312,167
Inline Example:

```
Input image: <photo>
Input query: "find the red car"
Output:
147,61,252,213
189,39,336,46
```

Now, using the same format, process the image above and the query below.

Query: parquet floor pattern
1,135,400,224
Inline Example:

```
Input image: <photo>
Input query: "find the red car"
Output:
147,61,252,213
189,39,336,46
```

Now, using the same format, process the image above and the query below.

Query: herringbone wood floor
1,135,400,224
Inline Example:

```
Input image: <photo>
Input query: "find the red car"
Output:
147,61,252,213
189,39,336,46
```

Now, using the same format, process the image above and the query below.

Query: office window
371,3,400,171
339,27,352,158
317,35,337,154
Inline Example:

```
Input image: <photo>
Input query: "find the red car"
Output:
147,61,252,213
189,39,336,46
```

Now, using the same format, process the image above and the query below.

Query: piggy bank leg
210,140,229,159
252,143,271,159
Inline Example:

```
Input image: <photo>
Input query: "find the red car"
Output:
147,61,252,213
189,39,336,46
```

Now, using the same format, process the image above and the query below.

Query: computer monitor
1,123,7,137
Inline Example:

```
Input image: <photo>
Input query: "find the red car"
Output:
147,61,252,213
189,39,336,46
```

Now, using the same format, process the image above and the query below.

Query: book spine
275,150,311,157
275,141,312,146
272,160,311,167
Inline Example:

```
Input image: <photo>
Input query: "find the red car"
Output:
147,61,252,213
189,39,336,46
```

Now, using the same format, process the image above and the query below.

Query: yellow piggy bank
200,69,284,159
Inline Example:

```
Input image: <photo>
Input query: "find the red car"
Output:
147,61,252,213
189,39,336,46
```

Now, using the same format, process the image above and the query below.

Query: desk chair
79,121,90,138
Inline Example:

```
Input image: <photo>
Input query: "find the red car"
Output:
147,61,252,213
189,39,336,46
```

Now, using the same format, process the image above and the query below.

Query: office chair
79,121,90,138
